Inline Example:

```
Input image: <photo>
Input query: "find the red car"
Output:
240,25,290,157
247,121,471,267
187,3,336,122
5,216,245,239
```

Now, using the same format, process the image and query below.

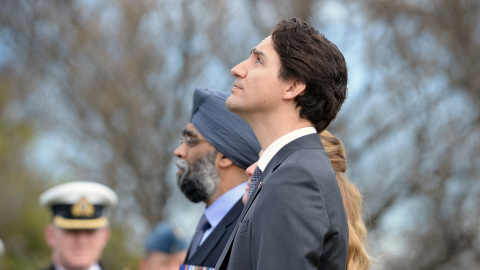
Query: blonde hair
320,130,370,270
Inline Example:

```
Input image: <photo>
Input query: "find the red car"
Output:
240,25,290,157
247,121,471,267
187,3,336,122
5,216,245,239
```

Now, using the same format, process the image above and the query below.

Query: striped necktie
188,213,211,259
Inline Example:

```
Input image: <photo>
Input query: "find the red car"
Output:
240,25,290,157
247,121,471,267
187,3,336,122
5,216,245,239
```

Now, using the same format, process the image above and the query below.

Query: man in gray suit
174,88,261,268
216,17,349,269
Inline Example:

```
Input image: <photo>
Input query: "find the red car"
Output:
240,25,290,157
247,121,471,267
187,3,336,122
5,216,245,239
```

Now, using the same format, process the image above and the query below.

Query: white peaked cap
39,181,118,208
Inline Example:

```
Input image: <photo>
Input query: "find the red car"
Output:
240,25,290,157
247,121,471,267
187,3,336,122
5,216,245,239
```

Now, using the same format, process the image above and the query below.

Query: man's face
227,35,291,117
173,123,220,203
45,225,110,270
139,250,187,270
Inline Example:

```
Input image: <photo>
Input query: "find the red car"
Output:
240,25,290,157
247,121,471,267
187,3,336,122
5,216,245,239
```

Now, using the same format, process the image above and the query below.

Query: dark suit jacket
216,134,349,270
184,198,244,268
40,263,105,270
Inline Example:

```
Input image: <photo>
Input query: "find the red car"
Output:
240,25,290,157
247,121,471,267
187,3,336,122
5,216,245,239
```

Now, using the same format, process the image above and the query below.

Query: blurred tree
0,78,50,269
333,0,480,268
0,0,262,260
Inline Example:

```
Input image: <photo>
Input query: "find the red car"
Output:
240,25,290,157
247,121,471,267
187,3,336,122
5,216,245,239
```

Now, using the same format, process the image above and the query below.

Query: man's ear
216,153,233,169
44,224,56,248
283,80,306,100
100,228,111,249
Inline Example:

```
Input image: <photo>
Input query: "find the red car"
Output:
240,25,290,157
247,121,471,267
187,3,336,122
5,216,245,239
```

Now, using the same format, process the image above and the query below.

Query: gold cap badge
71,197,95,217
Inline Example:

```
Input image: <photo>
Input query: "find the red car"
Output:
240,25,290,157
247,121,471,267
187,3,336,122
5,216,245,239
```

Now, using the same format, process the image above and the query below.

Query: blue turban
190,88,261,169
144,222,188,254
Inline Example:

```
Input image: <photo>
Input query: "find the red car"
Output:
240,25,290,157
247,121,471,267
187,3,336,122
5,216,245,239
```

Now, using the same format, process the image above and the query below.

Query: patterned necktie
246,166,262,202
188,213,211,259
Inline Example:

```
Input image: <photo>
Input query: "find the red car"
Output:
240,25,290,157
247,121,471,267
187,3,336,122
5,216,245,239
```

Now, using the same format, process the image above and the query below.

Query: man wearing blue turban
173,88,261,268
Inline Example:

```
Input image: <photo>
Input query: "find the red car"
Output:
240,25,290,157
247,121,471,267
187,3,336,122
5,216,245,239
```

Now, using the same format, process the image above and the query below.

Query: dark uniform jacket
184,199,244,268
40,262,104,270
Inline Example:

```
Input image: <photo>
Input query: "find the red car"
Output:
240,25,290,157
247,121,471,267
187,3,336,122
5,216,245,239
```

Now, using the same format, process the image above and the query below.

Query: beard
176,150,220,203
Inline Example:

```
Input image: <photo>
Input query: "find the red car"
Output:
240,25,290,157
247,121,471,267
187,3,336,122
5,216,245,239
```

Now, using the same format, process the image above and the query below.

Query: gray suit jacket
215,134,349,269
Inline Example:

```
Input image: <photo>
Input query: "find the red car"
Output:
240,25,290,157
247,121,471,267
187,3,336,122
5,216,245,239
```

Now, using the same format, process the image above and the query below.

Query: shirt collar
204,182,246,228
257,127,316,171
55,263,101,270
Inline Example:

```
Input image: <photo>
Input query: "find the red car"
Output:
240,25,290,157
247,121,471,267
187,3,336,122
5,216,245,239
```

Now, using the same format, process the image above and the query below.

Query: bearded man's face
176,149,219,203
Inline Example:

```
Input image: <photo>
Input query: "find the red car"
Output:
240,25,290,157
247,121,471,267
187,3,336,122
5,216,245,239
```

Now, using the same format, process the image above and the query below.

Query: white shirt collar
55,263,101,270
257,127,316,171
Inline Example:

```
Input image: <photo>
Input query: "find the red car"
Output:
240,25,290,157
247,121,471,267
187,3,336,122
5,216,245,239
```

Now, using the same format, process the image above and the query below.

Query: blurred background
0,0,479,269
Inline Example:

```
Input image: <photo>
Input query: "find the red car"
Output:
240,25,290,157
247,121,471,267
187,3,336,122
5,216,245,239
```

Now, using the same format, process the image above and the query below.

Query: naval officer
39,181,118,270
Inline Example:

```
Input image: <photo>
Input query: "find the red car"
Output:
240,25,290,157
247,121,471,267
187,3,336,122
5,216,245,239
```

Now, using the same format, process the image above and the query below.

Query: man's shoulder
273,149,334,181
266,134,321,166
280,133,324,156
278,143,330,170
269,140,336,187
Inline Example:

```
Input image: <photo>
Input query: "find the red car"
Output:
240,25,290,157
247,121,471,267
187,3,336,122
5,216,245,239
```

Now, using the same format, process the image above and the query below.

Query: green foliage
0,202,51,270
0,82,50,269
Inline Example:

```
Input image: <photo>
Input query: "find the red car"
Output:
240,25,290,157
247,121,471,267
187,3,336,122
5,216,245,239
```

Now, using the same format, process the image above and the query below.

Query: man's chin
225,95,239,111
183,189,206,203
176,169,188,183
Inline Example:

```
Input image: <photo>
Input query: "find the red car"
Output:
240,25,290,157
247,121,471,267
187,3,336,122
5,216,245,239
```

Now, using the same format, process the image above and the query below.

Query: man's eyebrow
182,129,198,138
250,48,265,58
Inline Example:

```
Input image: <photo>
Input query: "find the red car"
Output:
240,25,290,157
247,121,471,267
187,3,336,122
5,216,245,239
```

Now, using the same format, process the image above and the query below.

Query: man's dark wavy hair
271,17,348,132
